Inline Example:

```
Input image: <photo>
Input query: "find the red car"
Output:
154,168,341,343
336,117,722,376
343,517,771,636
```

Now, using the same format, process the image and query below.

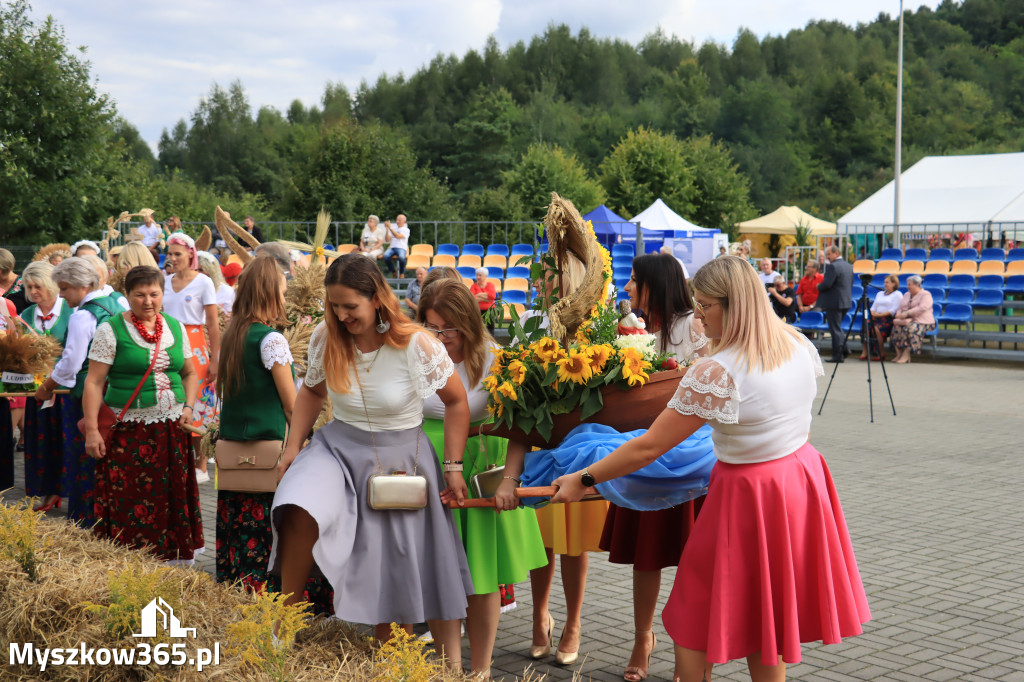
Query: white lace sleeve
798,333,824,378
667,357,739,423
87,322,117,365
178,321,193,359
260,331,293,370
408,331,455,399
689,315,709,358
304,323,327,388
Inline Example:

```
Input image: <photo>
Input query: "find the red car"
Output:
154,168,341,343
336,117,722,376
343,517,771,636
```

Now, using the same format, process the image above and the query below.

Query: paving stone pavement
4,356,1024,680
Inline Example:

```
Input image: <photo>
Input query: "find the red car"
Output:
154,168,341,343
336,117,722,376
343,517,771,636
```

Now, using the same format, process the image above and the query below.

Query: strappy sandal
624,630,655,681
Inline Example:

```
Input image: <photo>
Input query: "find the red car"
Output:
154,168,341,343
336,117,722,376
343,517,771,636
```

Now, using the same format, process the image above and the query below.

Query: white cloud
30,0,939,149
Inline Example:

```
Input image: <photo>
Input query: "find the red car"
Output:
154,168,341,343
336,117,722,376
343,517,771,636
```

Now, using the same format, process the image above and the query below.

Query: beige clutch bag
215,439,284,493
367,471,428,510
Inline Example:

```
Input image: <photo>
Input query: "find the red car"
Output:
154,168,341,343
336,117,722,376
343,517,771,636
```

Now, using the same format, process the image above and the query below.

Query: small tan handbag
215,438,284,493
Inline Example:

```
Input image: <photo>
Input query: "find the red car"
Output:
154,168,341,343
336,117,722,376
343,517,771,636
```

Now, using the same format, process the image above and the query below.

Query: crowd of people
0,219,877,681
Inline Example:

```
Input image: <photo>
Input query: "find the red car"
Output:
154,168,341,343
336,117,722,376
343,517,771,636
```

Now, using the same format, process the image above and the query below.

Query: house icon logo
132,598,196,638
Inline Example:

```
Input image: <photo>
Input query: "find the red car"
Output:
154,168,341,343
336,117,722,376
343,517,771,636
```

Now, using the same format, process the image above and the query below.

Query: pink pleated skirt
662,442,871,665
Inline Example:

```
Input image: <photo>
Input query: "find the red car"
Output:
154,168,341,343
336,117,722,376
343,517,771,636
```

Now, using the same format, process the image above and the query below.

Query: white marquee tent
837,152,1024,239
629,198,724,272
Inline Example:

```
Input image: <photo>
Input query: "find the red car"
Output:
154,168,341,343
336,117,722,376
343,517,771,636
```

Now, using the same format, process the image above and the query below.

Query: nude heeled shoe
529,615,555,659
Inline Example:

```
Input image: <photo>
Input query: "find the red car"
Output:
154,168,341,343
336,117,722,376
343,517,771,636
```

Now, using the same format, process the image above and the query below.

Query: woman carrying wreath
82,265,205,564
270,254,473,669
417,278,547,677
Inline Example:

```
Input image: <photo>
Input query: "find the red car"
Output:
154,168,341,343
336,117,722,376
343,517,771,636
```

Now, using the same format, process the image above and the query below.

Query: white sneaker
195,469,210,484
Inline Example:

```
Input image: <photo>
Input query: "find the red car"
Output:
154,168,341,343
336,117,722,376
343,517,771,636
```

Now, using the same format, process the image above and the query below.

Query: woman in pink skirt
553,255,870,681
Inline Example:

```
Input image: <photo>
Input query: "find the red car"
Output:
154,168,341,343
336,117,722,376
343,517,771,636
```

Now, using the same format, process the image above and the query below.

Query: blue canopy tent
583,205,665,248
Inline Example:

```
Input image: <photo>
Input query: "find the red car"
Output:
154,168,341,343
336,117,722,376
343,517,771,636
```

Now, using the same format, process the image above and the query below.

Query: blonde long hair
416,279,494,386
690,255,803,372
117,241,158,271
322,254,420,394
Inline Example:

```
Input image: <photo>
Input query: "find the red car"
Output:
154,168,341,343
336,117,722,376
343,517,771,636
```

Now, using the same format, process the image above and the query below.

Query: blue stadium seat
487,266,504,280
973,290,1004,310
616,289,631,303
611,243,635,258
897,273,913,287
923,284,947,303
871,274,888,288
980,247,1006,262
932,303,943,320
158,253,166,268
1004,275,1024,295
510,243,534,257
945,288,975,305
436,243,460,257
922,273,949,287
850,284,864,301
904,248,927,261
501,289,527,305
462,243,484,258
793,311,827,333
880,248,904,262
456,266,477,279
953,248,979,261
1007,248,1024,262
613,266,633,281
486,244,510,258
928,248,953,262
975,274,1005,291
938,302,972,327
505,266,531,279
612,256,633,270
949,274,976,290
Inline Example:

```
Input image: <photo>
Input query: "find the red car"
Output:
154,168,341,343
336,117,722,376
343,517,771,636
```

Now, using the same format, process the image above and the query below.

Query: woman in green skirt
418,278,547,678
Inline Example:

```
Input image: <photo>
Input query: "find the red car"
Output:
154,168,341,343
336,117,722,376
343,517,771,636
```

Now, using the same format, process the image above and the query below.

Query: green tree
0,0,118,243
501,143,605,221
444,86,522,192
678,135,755,234
599,127,696,219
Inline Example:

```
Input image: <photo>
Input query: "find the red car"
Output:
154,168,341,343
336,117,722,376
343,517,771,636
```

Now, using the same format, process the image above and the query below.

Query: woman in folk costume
33,258,121,525
552,256,870,682
19,261,73,512
161,232,220,481
82,266,204,564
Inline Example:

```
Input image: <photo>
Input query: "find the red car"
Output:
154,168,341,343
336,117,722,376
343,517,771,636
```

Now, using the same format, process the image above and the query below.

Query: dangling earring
375,308,391,334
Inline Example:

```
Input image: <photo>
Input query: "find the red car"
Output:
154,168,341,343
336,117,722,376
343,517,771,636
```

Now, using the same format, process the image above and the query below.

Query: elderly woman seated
860,274,903,361
890,275,935,364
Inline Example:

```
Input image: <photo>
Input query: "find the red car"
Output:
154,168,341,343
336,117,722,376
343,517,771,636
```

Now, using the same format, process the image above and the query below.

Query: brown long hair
217,256,287,398
416,279,494,386
632,253,695,353
322,254,420,393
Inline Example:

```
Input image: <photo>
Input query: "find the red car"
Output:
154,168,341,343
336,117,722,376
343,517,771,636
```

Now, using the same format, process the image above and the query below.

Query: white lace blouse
422,341,500,423
304,323,454,432
658,313,709,364
668,333,824,464
88,316,194,424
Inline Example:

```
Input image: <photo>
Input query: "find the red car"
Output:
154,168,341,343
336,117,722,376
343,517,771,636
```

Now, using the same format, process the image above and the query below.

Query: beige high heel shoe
529,615,555,659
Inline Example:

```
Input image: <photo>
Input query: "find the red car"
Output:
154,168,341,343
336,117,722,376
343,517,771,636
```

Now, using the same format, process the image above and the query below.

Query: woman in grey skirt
270,254,474,669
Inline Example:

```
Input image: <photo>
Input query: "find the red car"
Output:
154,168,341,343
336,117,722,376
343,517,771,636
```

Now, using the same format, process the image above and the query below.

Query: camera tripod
817,274,896,423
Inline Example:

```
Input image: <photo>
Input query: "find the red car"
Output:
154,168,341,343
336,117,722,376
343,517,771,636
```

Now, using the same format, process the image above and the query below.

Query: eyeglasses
425,326,460,339
693,300,720,317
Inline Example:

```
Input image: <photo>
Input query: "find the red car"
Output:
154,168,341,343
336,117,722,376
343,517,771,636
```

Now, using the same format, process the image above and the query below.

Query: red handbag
77,338,162,444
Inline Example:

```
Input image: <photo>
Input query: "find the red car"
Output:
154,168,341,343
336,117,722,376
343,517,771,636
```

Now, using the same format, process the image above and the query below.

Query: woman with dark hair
82,266,204,563
417,279,547,678
602,253,710,681
270,254,474,670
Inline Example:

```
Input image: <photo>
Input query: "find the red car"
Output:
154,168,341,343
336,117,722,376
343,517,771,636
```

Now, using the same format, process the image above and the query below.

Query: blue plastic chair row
879,247,1024,263
435,243,535,258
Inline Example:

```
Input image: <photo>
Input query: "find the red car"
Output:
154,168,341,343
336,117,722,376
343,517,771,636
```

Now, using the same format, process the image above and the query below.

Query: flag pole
893,0,904,249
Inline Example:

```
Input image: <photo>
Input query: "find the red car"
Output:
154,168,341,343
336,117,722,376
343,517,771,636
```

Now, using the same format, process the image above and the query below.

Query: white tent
837,152,1024,238
630,198,721,272
631,198,715,233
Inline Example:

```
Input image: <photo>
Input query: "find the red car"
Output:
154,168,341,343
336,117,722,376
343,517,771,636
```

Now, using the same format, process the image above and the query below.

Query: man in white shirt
757,258,778,285
381,214,411,277
137,209,165,258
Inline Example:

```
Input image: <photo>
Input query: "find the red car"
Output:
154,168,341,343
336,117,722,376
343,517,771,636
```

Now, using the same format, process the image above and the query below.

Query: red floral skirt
93,419,204,562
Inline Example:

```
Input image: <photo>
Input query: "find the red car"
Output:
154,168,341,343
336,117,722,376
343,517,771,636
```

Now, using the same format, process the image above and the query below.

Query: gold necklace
358,342,384,373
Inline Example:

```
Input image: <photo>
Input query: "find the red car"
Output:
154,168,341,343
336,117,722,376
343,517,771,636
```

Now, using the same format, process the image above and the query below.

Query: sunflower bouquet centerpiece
487,194,683,446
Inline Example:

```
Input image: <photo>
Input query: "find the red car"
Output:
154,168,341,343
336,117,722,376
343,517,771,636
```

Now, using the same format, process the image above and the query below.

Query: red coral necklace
130,312,162,345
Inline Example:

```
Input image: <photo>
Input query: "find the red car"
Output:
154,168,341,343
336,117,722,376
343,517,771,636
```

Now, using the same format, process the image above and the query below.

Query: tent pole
636,221,644,256
893,0,904,249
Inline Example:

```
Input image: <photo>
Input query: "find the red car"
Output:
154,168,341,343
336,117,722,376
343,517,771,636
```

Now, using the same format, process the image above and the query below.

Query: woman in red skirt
553,255,870,682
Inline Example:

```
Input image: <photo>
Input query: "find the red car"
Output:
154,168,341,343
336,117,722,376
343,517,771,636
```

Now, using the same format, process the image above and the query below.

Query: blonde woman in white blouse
553,256,870,682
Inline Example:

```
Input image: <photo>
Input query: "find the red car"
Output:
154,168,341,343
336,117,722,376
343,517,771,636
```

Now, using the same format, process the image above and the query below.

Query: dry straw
544,192,607,345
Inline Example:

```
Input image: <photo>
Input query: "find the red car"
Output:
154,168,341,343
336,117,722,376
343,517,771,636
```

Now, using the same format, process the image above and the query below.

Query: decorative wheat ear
277,208,342,261
195,225,212,252
544,192,606,346
214,206,254,264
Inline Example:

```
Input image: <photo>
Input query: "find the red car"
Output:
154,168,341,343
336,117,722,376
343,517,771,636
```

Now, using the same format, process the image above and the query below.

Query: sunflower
585,344,614,373
483,375,499,392
621,360,650,387
556,348,594,385
497,381,518,402
508,360,528,385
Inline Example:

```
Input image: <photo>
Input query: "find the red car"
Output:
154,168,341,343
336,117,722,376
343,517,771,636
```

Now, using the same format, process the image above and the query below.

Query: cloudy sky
31,0,940,149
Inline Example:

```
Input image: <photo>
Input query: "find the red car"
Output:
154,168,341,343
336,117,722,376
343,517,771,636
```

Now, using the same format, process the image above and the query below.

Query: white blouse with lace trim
88,317,194,424
304,323,454,432
668,331,824,464
659,313,709,365
260,332,293,370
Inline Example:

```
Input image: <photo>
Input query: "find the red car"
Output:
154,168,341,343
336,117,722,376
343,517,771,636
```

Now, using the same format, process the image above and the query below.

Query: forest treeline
3,0,1023,245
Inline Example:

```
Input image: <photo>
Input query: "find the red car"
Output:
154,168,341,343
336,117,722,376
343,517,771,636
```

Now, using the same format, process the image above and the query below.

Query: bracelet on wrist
444,465,464,473
503,475,522,485
182,405,194,412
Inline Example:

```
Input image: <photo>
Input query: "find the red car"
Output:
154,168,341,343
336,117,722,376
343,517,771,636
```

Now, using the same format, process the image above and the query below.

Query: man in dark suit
817,245,853,362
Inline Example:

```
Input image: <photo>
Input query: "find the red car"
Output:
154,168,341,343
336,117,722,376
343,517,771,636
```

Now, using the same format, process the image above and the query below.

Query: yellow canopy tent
736,206,836,257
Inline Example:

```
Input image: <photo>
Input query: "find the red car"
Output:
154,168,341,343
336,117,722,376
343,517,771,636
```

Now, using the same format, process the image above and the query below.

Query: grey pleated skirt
269,420,474,625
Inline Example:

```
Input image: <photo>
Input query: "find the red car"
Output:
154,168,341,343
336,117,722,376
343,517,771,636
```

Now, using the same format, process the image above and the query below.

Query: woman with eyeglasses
417,279,547,679
552,256,870,682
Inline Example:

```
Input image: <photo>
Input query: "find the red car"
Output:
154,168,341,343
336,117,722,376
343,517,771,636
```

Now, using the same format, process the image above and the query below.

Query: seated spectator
137,209,165,258
768,273,797,323
890,275,935,364
470,267,496,333
796,261,824,313
860,274,902,361
405,266,427,315
243,216,264,244
757,258,777,285
358,215,386,259
382,214,411,278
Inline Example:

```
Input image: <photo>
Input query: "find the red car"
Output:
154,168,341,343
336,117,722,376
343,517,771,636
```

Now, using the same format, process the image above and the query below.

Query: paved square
5,356,1023,680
